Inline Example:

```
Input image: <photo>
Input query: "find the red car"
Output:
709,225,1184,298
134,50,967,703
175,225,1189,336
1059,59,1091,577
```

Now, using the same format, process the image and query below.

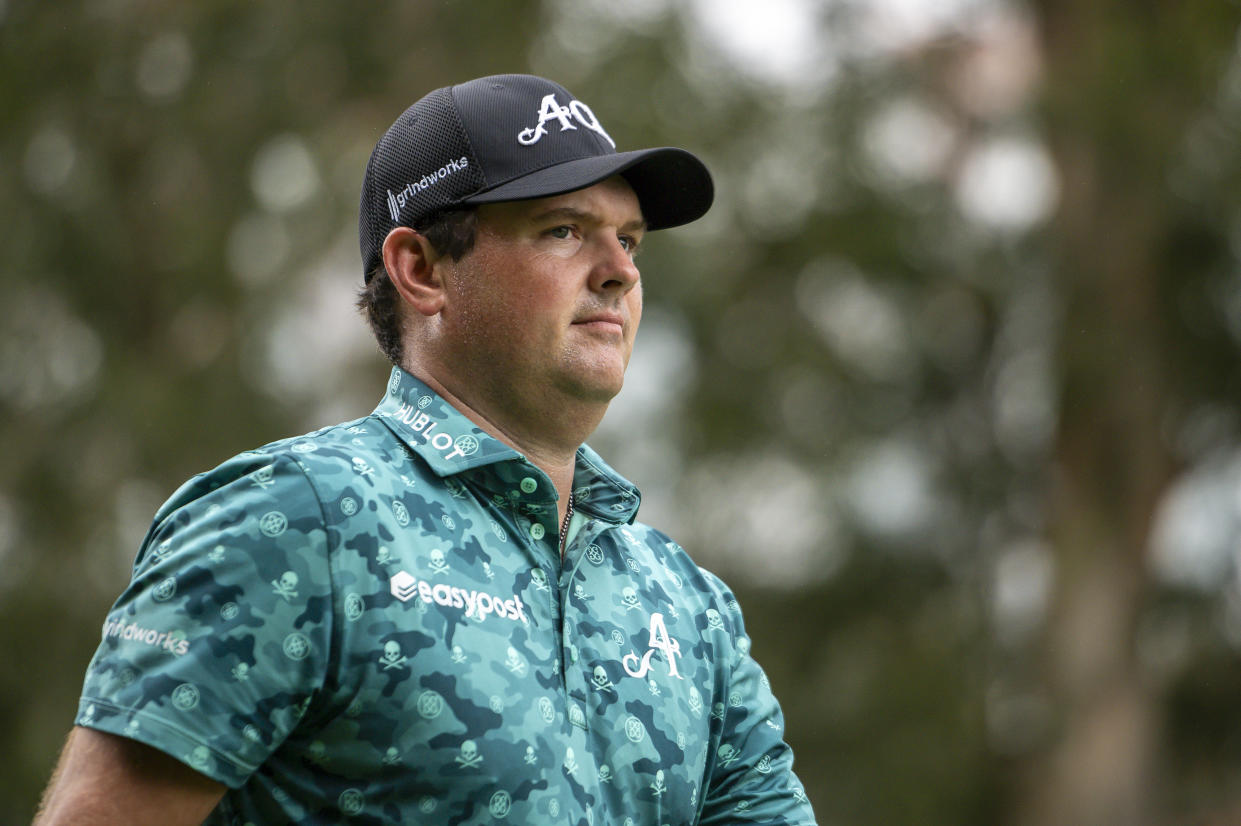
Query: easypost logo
389,570,528,625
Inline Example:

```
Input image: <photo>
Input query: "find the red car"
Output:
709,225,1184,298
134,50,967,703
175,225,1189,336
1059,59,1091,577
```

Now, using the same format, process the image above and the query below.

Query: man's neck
405,367,603,526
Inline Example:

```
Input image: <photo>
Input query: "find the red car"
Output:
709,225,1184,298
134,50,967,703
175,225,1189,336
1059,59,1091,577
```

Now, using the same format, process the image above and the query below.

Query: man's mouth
572,311,625,336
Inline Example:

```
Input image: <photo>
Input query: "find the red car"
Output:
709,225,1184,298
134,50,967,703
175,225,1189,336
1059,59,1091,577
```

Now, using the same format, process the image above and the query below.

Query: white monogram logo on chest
622,612,683,680
517,93,615,148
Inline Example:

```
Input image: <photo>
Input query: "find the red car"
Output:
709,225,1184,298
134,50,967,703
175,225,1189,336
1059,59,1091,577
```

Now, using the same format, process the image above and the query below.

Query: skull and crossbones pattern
428,549,450,576
379,641,407,671
250,465,274,489
455,739,482,768
504,646,527,676
591,665,614,693
272,571,298,600
688,685,704,716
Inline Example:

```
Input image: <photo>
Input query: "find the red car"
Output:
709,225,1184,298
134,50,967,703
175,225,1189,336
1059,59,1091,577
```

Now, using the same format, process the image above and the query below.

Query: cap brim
461,147,713,231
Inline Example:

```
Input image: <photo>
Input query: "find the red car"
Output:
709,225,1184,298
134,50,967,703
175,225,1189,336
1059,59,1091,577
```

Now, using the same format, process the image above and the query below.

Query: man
36,74,816,824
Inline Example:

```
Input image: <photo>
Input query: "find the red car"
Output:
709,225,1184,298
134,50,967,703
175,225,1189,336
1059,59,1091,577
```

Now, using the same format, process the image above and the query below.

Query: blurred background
4,0,1241,823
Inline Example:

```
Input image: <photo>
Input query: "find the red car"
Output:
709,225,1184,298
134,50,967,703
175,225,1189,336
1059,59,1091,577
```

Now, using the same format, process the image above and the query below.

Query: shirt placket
503,469,597,800
558,519,615,782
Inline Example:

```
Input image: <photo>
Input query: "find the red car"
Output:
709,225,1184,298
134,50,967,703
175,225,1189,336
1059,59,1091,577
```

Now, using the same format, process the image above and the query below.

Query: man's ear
382,227,446,317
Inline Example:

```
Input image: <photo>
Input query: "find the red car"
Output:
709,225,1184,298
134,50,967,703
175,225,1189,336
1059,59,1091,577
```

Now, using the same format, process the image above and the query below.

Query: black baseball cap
359,74,714,279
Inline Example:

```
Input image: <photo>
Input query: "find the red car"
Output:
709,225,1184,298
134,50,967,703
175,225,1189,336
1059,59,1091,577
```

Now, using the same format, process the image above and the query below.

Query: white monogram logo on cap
517,93,615,148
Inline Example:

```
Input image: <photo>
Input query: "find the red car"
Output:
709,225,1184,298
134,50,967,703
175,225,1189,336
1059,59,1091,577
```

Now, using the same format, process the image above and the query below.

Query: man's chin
573,381,625,405
556,367,626,406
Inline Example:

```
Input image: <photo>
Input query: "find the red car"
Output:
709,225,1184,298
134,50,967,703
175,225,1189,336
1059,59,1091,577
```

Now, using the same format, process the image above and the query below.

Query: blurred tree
1015,2,1241,824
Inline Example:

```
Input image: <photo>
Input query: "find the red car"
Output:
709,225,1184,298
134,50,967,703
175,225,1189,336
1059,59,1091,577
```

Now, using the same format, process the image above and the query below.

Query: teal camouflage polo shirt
77,367,816,824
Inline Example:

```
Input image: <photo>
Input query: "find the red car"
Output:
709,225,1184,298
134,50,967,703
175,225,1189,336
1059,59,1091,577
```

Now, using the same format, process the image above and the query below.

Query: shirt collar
374,367,641,524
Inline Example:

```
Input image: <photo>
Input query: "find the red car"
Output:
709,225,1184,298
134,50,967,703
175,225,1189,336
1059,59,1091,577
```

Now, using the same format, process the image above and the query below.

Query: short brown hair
356,207,478,366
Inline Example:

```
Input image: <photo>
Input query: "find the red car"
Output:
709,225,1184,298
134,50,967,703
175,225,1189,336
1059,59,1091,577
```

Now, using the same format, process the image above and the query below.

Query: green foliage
5,0,1241,823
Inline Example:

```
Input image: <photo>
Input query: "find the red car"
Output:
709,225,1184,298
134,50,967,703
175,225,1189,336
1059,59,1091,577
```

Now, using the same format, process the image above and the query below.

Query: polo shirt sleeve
74,452,333,788
696,569,817,825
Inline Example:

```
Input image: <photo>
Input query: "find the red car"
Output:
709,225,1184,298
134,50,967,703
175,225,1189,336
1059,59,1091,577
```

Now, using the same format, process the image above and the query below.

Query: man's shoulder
618,520,734,601
154,414,430,521
272,410,463,480
252,414,399,464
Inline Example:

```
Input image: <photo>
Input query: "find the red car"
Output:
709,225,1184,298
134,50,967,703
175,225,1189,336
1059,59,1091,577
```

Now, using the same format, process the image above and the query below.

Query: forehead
477,176,644,231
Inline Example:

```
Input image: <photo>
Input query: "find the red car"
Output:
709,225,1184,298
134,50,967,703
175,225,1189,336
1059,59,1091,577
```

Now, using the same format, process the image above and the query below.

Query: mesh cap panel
359,88,485,277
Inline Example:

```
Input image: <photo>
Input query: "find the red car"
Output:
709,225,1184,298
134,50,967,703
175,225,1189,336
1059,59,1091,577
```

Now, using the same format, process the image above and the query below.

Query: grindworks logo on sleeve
103,618,190,656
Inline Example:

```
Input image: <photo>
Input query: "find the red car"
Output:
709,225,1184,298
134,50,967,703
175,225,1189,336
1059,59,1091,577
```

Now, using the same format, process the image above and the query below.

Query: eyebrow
530,206,647,234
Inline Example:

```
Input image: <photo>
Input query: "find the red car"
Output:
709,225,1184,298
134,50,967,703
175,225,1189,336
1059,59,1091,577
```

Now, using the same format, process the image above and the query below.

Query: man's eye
548,225,573,239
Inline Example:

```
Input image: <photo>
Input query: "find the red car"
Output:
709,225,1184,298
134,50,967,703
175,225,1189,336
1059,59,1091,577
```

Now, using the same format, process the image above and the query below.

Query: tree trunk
1016,3,1237,823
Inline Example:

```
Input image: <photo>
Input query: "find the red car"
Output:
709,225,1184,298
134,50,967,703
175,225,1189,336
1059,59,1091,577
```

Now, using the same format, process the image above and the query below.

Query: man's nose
590,234,640,293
